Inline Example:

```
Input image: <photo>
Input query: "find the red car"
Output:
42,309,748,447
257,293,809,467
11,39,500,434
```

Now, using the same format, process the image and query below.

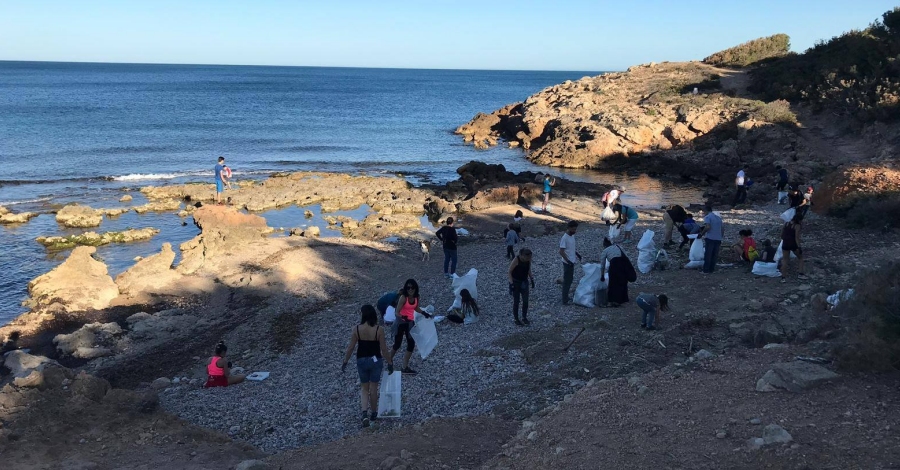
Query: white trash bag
607,224,621,240
751,261,781,277
780,207,796,222
636,230,656,274
574,263,607,308
384,306,396,323
410,311,439,360
378,371,402,418
600,205,616,222
685,238,705,269
777,191,788,204
773,241,798,263
827,289,854,307
449,268,478,310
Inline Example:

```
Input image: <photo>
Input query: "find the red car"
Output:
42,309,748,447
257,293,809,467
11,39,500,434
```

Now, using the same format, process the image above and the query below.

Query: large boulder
756,361,840,392
814,165,900,214
27,246,119,312
178,206,271,274
70,371,111,402
115,243,181,295
55,204,103,228
53,322,122,358
2,351,54,378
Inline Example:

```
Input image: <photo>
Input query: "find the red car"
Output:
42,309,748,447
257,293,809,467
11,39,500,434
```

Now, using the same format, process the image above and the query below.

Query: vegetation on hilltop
702,34,791,67
750,7,900,122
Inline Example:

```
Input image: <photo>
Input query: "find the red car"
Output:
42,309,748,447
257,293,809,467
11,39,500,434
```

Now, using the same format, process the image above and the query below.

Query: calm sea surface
0,62,701,326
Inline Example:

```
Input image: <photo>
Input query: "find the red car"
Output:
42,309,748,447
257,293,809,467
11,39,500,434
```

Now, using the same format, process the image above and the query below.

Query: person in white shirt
732,168,747,207
558,221,582,305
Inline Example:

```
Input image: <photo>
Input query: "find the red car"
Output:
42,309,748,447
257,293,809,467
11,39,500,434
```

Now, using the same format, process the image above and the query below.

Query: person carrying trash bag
390,279,432,376
342,305,393,428
599,237,633,307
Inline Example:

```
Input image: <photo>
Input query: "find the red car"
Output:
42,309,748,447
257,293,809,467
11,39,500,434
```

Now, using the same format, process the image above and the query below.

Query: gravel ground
158,202,854,452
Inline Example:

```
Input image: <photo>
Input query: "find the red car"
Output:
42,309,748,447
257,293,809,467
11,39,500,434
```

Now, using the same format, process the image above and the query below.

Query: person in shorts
613,203,639,241
214,156,227,204
541,174,554,212
342,304,393,428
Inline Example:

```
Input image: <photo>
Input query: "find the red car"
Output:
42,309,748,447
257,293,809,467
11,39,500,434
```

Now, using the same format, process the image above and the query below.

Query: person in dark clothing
678,213,700,249
776,166,789,191
787,185,804,209
780,214,806,281
599,237,630,306
663,204,687,245
760,239,777,263
436,217,459,278
508,248,535,326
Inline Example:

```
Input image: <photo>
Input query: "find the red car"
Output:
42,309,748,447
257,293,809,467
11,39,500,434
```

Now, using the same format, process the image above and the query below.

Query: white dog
420,240,431,261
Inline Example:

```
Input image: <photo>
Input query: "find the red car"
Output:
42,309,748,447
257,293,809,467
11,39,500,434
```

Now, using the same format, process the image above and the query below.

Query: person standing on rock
436,218,458,279
541,174,555,212
391,279,432,375
342,304,393,428
508,248,535,325
698,203,724,274
214,156,228,205
663,204,687,246
559,221,582,305
205,342,246,388
732,167,747,208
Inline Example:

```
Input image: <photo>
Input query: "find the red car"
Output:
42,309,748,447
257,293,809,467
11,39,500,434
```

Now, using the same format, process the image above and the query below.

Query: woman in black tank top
342,305,393,428
508,248,535,326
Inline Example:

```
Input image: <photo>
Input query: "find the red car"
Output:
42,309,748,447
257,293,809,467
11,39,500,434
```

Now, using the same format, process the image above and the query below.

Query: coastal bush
829,191,900,229
834,262,900,371
750,8,900,122
703,34,791,67
751,99,797,124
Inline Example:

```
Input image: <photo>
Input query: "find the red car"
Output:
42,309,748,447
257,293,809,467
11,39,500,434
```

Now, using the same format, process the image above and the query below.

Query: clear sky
0,0,896,71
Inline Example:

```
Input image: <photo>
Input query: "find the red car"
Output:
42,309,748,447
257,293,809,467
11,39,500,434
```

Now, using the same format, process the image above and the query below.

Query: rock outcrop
55,204,104,228
53,322,122,359
456,62,821,192
178,206,272,274
0,206,39,224
36,227,160,250
115,243,181,295
26,246,119,312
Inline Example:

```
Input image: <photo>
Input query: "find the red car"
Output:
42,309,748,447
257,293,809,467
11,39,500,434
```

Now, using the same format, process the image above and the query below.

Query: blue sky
0,0,896,70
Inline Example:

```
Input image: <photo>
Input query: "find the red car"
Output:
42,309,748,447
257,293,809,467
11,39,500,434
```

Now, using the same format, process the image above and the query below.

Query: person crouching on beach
636,293,669,331
205,341,246,387
342,304,393,428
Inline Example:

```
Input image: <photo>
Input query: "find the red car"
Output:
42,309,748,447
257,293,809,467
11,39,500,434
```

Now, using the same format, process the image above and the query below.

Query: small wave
112,173,193,181
0,197,53,206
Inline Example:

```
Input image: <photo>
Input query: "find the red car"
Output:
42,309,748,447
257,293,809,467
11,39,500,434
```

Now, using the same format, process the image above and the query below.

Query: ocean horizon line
0,58,611,75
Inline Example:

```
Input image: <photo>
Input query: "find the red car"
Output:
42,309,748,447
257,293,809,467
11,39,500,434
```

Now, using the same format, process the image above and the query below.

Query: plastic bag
685,238,705,269
600,205,616,222
777,191,788,204
780,207,796,222
574,263,605,307
636,230,656,274
410,313,439,359
377,371,402,418
827,289,854,307
773,241,797,263
751,261,781,277
384,306,396,323
449,268,478,310
608,224,621,240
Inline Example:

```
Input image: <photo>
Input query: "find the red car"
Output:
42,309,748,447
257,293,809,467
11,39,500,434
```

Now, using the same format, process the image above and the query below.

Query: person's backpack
747,245,760,262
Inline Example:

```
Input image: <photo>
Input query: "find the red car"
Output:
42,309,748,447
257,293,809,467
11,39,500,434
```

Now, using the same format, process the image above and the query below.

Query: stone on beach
26,246,120,312
115,242,181,295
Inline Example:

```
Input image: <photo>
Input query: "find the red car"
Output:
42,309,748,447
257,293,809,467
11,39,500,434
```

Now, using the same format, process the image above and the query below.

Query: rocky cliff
456,61,830,195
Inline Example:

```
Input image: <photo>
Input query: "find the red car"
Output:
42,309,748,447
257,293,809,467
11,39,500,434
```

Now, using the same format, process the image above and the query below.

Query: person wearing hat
797,186,813,219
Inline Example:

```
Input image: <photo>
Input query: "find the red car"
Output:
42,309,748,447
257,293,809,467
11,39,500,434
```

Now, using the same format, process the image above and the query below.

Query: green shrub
751,99,797,124
829,191,900,228
834,262,900,371
703,34,791,67
750,7,900,122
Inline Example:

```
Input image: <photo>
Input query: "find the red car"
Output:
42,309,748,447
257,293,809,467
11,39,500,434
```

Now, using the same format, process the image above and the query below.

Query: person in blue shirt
613,203,640,241
541,174,554,212
214,156,227,204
